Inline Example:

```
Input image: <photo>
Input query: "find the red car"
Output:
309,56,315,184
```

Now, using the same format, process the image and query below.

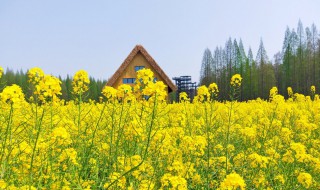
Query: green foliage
200,48,214,86
200,20,320,101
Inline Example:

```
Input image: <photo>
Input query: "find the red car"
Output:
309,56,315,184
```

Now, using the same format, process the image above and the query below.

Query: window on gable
123,78,136,84
135,66,145,72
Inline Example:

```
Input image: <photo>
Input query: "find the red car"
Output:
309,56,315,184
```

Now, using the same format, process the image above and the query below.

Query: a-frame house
106,45,177,93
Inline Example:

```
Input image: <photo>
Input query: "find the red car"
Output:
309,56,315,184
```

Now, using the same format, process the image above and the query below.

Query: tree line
0,68,107,102
200,20,320,100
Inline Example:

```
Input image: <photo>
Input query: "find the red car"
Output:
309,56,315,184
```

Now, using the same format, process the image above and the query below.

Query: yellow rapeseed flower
0,84,25,104
297,172,312,189
208,82,219,96
138,180,155,190
269,86,278,100
103,172,126,189
117,84,132,99
0,66,3,79
230,74,242,87
19,185,37,190
179,92,189,102
274,174,285,184
247,153,269,168
35,74,62,102
194,85,210,102
1,67,320,189
311,85,316,94
219,172,246,190
160,173,187,190
142,81,167,101
59,148,78,165
72,70,90,95
287,87,293,98
0,179,7,189
102,86,117,101
28,67,45,84
136,68,153,86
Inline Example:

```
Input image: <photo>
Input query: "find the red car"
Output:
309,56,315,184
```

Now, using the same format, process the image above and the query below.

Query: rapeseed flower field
0,66,319,189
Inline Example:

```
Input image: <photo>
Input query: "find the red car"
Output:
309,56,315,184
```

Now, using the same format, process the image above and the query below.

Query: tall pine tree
200,48,214,86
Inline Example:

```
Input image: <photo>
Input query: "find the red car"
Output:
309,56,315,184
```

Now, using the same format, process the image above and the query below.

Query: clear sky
0,0,319,83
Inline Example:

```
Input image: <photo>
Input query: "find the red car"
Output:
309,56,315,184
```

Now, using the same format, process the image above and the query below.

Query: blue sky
0,0,319,82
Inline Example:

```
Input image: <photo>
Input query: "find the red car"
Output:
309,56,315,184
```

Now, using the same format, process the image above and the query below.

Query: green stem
114,99,125,171
78,92,82,133
29,106,45,185
0,104,13,178
105,94,158,189
226,87,235,175
81,102,107,178
108,101,116,172
205,103,210,189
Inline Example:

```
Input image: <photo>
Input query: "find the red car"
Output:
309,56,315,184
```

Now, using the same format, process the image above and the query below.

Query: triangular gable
107,45,177,92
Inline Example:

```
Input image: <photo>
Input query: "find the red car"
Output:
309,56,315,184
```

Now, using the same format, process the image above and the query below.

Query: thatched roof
106,45,177,92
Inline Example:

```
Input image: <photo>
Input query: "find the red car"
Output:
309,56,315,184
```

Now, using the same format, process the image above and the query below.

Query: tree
274,52,282,94
310,23,318,86
238,39,246,100
306,26,313,89
290,29,298,91
256,38,269,98
213,47,221,82
198,21,319,100
297,20,306,93
200,48,214,86
225,38,233,79
243,47,252,99
232,39,240,74
281,27,292,92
